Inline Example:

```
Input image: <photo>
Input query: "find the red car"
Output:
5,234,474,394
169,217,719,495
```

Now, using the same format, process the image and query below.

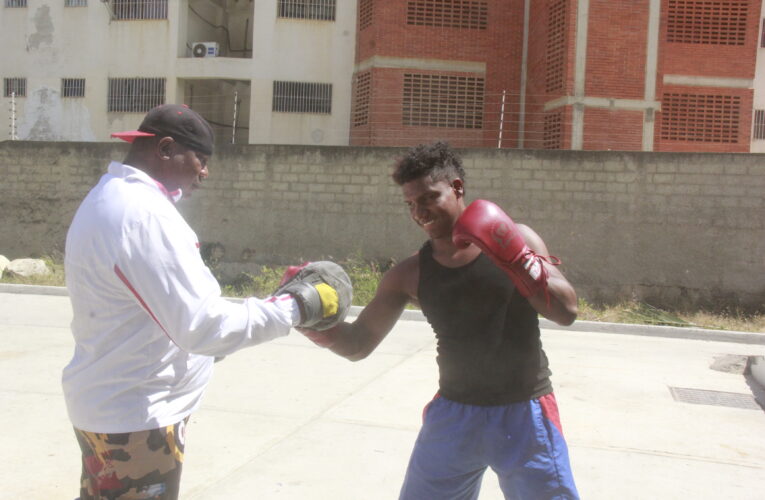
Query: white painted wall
1,0,357,146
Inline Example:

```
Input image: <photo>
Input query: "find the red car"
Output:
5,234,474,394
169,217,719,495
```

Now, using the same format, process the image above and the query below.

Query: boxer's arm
299,256,417,361
517,224,578,326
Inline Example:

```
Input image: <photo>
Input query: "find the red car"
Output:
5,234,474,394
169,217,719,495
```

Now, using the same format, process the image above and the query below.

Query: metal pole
232,90,238,144
498,89,506,148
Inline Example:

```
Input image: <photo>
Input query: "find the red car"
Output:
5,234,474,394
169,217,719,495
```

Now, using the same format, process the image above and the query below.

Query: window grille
108,77,165,112
65,0,87,6
661,93,741,143
359,0,374,30
352,72,372,127
62,78,86,98
111,0,168,20
402,73,484,129
753,110,765,140
543,112,563,149
5,0,27,7
4,78,26,97
406,0,488,29
273,81,332,114
546,0,566,93
278,0,336,21
666,0,748,45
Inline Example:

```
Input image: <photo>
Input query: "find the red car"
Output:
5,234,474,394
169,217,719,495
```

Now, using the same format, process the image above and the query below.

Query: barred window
5,0,27,7
359,0,374,30
112,0,168,20
407,0,488,29
352,72,372,127
65,0,87,6
4,78,26,97
108,77,165,112
661,93,741,143
546,0,567,93
667,0,748,45
753,110,765,140
273,81,332,114
62,78,86,98
402,73,484,129
543,112,563,149
278,0,336,21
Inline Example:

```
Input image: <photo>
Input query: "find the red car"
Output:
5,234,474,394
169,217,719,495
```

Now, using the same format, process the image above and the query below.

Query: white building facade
1,0,357,146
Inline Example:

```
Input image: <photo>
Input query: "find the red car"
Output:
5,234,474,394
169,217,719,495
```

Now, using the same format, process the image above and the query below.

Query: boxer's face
401,175,464,240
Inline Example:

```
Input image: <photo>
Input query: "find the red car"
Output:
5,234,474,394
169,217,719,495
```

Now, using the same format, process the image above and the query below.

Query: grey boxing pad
274,261,353,331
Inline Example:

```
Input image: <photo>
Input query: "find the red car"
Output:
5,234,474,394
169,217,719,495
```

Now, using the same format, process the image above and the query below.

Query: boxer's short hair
392,141,466,186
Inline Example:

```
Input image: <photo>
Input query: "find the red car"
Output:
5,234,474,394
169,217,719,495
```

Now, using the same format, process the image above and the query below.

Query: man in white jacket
62,104,345,500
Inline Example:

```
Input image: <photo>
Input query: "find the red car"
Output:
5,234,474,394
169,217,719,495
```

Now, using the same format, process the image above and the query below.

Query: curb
2,283,763,345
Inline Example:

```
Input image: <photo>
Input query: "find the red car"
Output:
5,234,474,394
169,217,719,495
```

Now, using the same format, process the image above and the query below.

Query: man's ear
157,137,175,160
452,179,465,198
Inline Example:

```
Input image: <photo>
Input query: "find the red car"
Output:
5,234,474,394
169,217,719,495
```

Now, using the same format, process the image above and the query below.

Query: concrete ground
1,285,764,500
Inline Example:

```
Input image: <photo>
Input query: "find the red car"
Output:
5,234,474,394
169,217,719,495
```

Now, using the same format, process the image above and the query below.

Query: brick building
350,0,762,152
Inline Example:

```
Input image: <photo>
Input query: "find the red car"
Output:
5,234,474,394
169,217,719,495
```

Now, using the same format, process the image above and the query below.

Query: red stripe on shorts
539,392,564,436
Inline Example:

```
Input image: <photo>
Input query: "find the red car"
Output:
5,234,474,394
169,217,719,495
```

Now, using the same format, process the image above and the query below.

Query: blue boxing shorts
399,393,579,500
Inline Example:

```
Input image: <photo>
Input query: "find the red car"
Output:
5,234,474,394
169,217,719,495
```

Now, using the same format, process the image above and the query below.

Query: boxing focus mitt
452,199,559,298
274,261,353,331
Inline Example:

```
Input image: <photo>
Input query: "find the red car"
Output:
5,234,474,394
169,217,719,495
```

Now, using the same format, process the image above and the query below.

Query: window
753,110,765,140
278,0,335,21
407,0,488,29
352,72,372,127
359,0,373,30
62,78,86,98
546,0,567,93
761,18,765,47
111,0,168,20
661,93,741,143
65,0,87,6
666,0,748,46
543,112,563,149
4,0,27,7
402,73,484,129
273,81,332,114
108,77,165,112
4,78,26,97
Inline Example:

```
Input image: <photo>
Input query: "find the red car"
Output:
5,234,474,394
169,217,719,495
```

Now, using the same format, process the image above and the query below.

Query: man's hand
452,199,559,298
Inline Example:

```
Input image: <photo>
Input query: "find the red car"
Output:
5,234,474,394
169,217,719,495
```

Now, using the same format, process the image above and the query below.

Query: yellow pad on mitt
315,283,339,318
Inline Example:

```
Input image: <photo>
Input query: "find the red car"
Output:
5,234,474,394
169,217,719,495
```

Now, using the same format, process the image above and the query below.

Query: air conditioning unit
192,42,219,58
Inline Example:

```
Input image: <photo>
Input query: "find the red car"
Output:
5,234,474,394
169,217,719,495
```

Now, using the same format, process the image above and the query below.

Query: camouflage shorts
74,417,188,500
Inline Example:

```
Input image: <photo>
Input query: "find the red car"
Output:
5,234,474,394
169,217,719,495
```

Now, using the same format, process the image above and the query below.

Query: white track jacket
63,162,296,433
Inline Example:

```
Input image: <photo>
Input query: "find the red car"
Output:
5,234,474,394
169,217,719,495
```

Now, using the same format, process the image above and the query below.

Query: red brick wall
653,0,761,152
585,0,649,99
353,0,761,153
352,0,525,147
583,108,644,151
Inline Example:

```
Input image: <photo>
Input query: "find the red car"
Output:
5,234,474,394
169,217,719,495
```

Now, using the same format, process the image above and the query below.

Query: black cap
111,104,214,156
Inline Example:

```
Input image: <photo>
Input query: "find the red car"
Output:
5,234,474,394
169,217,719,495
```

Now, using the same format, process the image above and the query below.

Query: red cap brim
110,131,156,143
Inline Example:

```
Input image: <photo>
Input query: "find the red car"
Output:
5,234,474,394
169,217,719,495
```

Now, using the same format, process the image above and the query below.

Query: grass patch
3,254,763,333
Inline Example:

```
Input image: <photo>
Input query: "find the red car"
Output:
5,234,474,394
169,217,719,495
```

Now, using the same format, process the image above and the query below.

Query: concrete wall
1,141,763,312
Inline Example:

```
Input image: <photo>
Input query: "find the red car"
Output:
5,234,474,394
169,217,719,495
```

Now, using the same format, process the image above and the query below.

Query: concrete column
572,0,590,150
642,0,661,151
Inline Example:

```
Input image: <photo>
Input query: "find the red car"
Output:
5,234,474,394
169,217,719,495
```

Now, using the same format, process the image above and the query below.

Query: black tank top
418,241,552,405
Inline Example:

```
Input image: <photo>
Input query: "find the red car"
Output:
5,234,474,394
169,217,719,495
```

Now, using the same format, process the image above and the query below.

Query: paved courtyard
1,287,764,499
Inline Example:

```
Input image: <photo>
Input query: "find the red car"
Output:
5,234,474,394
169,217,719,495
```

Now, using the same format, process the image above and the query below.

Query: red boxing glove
452,199,558,298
